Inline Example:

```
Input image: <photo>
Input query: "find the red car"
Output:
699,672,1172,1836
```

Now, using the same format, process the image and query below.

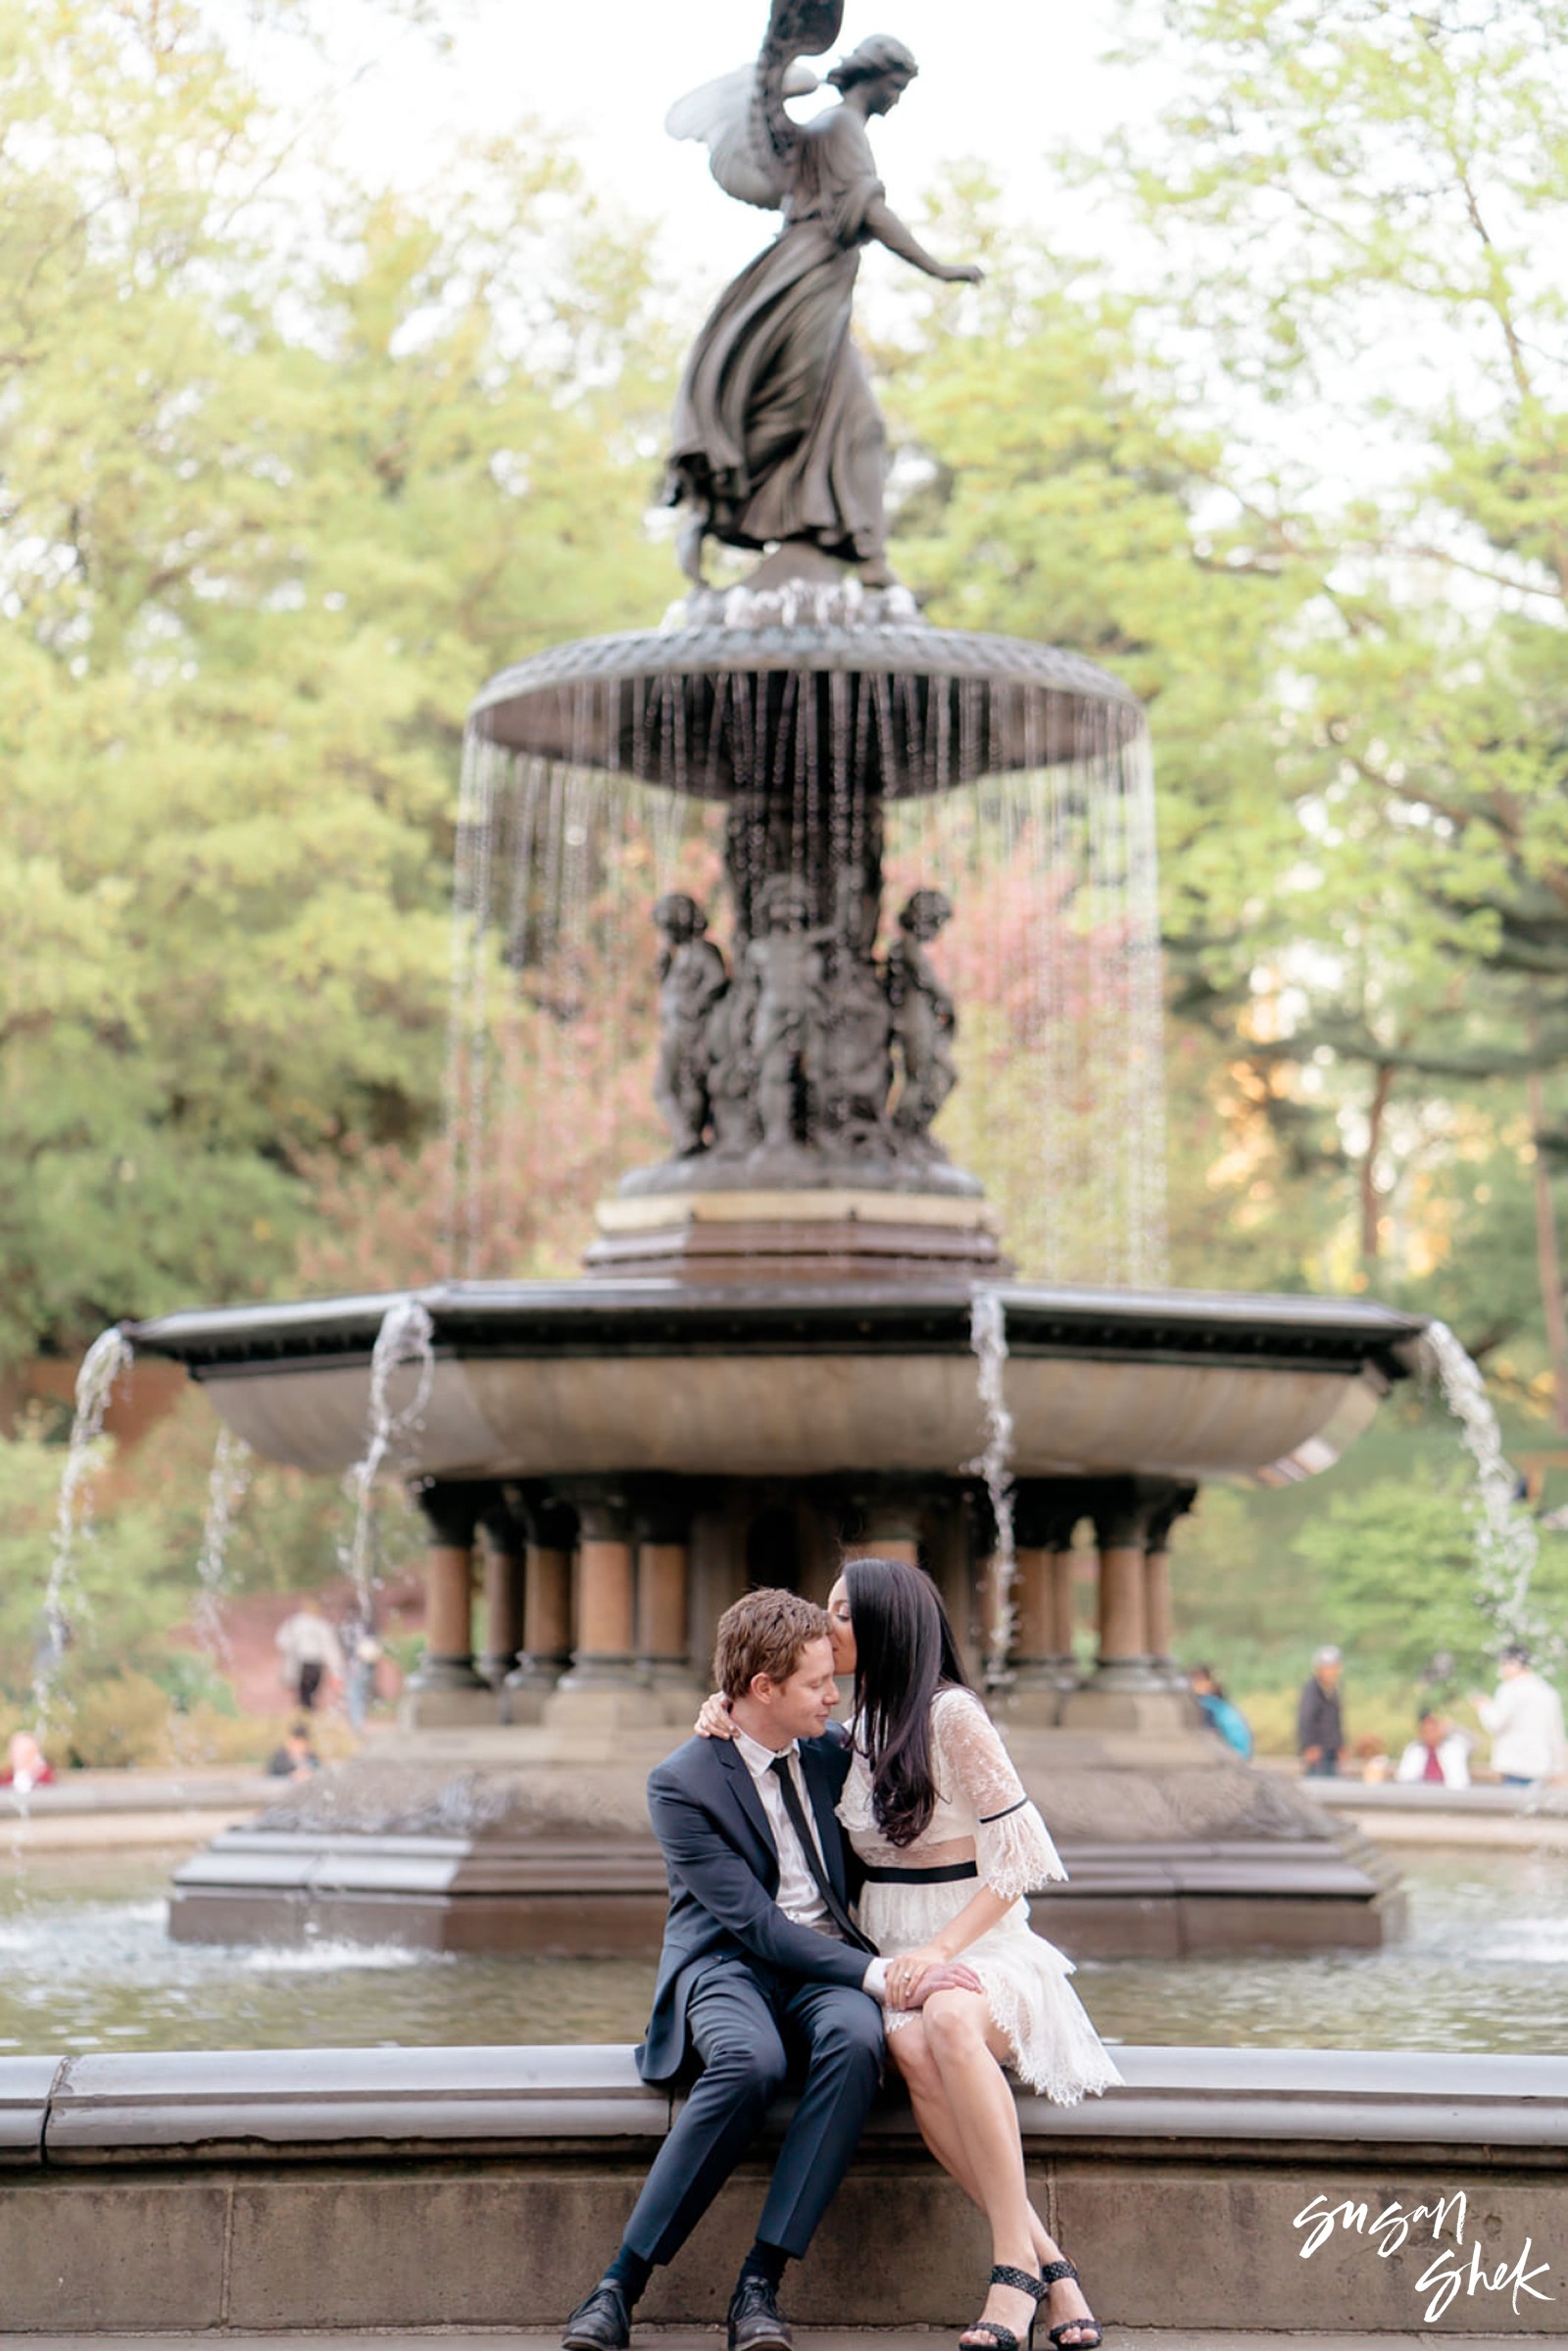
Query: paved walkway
7,2328,1525,2347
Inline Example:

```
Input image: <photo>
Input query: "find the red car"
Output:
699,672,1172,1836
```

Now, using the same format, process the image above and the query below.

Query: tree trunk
1360,1062,1394,1264
1527,1057,1568,1437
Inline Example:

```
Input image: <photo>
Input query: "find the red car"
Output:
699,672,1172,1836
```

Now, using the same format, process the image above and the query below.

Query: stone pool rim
4,2044,1563,2333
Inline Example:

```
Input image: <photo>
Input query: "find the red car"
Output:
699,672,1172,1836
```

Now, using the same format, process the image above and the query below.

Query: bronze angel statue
665,1,982,588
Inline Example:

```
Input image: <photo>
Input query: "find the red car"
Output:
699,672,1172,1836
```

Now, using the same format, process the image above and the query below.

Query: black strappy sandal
957,2263,1048,2351
1039,2257,1102,2351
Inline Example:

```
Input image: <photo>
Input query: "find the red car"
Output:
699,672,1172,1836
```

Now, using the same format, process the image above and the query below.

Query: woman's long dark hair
845,1556,971,1848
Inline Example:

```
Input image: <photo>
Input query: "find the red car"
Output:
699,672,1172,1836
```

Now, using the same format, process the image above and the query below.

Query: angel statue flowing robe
667,104,889,565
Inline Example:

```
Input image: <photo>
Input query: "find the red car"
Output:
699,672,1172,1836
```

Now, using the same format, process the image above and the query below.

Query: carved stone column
973,1549,1008,1680
1144,1482,1199,1691
1059,1476,1200,1732
840,1481,923,1568
404,1481,498,1729
998,1482,1086,1723
545,1482,662,1733
635,1479,701,1719
965,1484,1009,1688
1089,1477,1159,1688
1049,1546,1079,1676
477,1490,528,1688
504,1491,577,1706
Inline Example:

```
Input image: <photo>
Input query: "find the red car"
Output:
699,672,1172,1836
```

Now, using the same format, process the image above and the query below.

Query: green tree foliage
1073,0,1568,1388
0,0,670,1364
874,202,1356,1289
0,1421,192,1703
1291,1474,1568,1686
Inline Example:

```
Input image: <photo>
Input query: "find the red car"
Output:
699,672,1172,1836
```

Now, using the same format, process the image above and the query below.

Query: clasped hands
691,1692,982,2011
884,1948,982,2009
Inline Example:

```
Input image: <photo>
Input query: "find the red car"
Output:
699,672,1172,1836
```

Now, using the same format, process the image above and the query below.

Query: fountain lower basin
127,1276,1425,1486
125,1266,1428,1962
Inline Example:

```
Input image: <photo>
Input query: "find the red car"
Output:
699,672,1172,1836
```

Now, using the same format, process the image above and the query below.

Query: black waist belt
860,1860,979,1886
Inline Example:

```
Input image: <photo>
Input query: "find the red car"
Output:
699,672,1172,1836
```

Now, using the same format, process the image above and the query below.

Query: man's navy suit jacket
637,1729,871,2087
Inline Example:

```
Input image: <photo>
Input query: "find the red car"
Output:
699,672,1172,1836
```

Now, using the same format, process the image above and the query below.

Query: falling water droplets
341,1300,436,1621
967,1289,1018,1687
32,1328,134,1744
192,1427,253,1669
1423,1320,1550,1658
444,630,1168,1288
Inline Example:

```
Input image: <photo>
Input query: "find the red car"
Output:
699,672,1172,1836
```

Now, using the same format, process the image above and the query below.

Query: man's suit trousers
622,1951,883,2265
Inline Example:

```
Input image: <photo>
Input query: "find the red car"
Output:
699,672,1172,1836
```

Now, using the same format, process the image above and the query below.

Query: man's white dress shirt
731,1723,887,2000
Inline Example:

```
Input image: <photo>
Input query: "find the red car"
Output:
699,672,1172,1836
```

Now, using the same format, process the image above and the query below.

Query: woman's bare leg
917,1988,1098,2350
888,2020,1053,2250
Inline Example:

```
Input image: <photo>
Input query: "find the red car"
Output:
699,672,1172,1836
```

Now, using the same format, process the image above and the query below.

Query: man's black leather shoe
563,2278,631,2351
727,2274,793,2351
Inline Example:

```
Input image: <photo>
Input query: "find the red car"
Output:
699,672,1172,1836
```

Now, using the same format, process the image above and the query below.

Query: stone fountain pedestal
134,1192,1428,1959
166,1714,1403,1958
132,1207,1426,1956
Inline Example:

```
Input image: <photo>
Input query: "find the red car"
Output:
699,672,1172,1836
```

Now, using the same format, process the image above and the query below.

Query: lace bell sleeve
935,1690,1066,1902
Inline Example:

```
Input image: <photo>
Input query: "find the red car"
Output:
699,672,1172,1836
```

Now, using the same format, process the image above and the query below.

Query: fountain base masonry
165,1724,1406,1959
132,1262,1423,1959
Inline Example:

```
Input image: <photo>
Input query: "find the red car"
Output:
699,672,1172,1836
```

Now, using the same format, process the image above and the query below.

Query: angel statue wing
665,0,846,213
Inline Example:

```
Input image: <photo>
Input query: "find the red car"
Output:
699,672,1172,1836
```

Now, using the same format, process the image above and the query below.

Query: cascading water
1422,1320,1553,1661
439,607,1169,1288
341,1299,436,1620
968,1289,1018,1686
31,1327,134,1741
191,1426,254,1668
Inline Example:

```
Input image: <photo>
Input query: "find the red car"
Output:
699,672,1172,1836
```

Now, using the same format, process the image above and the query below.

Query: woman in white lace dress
701,1558,1114,2349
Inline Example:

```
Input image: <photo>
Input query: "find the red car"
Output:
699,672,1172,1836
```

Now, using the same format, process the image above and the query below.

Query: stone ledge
41,2046,667,2161
1301,1782,1568,1815
0,2058,60,2167
0,1771,273,1819
9,2044,1568,2166
3,2047,1564,2335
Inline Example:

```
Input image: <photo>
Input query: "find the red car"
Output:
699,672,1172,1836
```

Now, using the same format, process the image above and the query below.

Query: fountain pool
6,1843,1563,2059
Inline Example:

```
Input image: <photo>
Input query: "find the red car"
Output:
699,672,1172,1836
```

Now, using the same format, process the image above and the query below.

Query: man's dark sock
738,2240,789,2292
606,2246,654,2305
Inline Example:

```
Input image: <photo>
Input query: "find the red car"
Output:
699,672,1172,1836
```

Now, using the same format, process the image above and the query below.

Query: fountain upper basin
466,613,1144,798
127,1280,1427,1486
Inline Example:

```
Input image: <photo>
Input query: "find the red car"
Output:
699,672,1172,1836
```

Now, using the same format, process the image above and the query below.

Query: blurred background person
1470,1646,1567,1787
1396,1709,1471,1788
267,1723,320,1781
1,1730,55,1792
1189,1664,1253,1760
339,1606,383,1734
274,1597,344,1714
1297,1644,1347,1777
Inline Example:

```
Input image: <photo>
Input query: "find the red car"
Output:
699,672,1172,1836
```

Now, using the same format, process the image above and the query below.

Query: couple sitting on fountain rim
563,1563,1115,2351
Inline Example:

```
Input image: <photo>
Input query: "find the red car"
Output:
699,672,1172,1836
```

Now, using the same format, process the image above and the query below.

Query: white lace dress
837,1687,1121,2105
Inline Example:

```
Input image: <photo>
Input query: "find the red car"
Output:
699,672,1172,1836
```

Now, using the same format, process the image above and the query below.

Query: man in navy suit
562,1589,974,2351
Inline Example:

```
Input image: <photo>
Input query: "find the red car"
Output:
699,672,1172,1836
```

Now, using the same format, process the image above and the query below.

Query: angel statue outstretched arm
664,3,983,591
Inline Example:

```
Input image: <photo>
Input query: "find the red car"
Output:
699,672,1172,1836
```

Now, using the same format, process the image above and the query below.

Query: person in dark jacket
562,1588,977,2351
1298,1645,1347,1777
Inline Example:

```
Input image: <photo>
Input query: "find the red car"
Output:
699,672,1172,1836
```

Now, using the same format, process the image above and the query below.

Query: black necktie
768,1752,874,1953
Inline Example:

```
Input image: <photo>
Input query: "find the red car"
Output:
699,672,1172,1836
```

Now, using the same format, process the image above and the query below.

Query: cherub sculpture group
664,0,982,587
652,883,957,1172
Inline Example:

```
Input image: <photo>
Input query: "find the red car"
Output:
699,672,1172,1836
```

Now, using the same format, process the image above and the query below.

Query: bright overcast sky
240,3,1468,517
301,0,1163,288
